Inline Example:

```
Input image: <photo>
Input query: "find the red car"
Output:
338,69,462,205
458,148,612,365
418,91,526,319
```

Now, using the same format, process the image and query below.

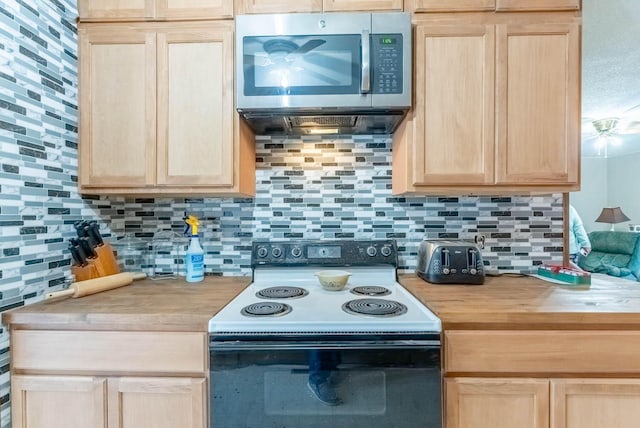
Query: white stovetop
208,266,441,334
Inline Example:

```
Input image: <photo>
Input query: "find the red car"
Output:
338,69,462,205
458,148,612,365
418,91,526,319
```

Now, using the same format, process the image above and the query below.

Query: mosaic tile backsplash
0,1,563,425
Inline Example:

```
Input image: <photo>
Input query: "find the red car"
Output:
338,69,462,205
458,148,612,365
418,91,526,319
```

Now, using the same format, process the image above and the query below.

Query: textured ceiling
581,0,640,157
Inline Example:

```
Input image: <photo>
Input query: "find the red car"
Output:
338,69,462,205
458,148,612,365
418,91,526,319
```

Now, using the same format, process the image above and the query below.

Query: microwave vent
288,116,357,128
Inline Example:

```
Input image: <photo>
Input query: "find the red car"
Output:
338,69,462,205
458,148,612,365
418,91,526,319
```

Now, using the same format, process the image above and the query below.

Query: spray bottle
184,214,204,283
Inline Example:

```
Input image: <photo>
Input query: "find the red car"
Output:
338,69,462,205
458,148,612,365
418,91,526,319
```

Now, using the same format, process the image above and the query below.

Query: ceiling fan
582,105,640,157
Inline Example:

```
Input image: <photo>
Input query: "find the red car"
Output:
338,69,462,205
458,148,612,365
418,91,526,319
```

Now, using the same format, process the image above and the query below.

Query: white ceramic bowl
315,270,351,291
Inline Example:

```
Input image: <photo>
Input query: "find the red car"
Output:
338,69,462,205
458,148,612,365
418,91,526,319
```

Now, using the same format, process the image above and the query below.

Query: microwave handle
361,29,370,94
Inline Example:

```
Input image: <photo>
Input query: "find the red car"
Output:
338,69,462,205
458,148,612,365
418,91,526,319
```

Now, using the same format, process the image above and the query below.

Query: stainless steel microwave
235,12,412,135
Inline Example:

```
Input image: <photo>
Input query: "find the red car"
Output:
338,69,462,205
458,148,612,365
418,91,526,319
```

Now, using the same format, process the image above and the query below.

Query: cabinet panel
551,379,640,428
412,24,495,185
157,24,234,186
12,330,207,374
156,0,234,19
108,377,206,428
235,0,322,14
323,0,403,12
78,27,156,188
78,0,154,21
12,375,107,428
407,0,495,12
445,331,640,375
496,0,580,11
495,22,580,185
446,378,549,428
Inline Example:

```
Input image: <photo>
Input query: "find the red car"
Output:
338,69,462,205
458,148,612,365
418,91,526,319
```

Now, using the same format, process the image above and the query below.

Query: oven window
242,35,362,96
210,344,441,427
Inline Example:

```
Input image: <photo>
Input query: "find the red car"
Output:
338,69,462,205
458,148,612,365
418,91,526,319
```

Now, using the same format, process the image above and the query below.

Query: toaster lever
468,249,478,275
441,248,450,274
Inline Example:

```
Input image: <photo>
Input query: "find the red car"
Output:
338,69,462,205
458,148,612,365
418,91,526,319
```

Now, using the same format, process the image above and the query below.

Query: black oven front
209,333,441,428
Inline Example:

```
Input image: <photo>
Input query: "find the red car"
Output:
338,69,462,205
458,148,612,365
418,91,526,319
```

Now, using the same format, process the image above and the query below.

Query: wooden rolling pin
45,272,147,300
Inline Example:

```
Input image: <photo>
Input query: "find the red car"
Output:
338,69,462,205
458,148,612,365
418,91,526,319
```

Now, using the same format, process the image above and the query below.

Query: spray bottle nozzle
184,215,200,237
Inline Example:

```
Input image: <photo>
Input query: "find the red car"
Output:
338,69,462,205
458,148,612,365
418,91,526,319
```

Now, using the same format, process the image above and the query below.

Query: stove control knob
366,246,377,257
291,246,302,258
256,246,269,258
380,246,392,257
272,247,283,258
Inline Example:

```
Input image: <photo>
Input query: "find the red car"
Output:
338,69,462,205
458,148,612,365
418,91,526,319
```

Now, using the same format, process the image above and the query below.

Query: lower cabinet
446,377,640,428
12,375,206,428
9,330,209,428
444,330,640,428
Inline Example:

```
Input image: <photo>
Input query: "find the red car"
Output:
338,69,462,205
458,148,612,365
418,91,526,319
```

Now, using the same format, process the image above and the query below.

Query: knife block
95,243,121,275
71,263,100,281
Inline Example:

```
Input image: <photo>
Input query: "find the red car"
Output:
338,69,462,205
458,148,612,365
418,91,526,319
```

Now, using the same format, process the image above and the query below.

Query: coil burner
241,302,292,317
342,298,407,317
256,286,309,299
350,286,391,297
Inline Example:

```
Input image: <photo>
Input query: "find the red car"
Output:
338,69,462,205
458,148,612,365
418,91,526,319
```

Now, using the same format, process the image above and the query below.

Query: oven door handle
210,339,440,351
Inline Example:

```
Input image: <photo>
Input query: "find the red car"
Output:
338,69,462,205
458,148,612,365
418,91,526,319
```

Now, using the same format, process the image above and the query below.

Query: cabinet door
77,0,154,21
235,0,322,14
156,23,234,186
551,379,640,428
156,0,234,19
323,0,403,12
446,378,549,428
78,26,157,188
12,375,107,428
495,21,580,185
412,24,495,185
108,377,206,428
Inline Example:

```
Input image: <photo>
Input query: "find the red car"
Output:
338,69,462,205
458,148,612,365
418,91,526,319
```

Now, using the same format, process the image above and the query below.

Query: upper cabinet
78,21,255,196
393,10,581,195
77,0,234,21
235,0,402,14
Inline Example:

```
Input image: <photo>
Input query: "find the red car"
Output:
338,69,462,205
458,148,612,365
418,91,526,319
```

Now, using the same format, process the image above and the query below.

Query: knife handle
79,237,97,259
87,222,104,246
74,220,88,238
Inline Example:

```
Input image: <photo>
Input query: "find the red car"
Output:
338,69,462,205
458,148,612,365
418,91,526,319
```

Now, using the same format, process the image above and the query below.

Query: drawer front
408,0,496,12
12,330,207,375
445,330,640,375
495,0,580,11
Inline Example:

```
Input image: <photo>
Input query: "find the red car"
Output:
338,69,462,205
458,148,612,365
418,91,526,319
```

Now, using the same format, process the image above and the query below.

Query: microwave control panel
371,34,403,94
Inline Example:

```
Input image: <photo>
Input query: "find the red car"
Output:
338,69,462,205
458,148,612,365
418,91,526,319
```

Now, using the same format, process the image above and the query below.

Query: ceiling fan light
592,117,619,134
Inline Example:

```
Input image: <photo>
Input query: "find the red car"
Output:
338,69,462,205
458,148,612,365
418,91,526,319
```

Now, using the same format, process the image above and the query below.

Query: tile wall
0,2,563,425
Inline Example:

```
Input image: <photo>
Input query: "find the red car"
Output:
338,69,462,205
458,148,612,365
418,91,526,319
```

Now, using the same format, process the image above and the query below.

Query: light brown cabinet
393,11,581,195
444,330,640,428
11,375,205,428
78,21,255,196
445,378,549,428
9,330,208,428
77,0,234,21
235,0,402,14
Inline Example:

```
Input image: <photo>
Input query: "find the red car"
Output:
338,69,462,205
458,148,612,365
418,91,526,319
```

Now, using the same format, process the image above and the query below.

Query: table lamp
595,207,630,231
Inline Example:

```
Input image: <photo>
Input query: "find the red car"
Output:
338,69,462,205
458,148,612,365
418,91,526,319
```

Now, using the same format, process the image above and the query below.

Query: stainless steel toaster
416,240,485,285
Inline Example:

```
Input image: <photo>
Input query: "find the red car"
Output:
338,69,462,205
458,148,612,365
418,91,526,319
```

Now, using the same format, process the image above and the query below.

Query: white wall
608,152,640,229
572,153,640,233
571,156,607,232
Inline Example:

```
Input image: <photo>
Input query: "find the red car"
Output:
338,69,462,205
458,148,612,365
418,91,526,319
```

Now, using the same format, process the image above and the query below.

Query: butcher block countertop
3,274,640,331
1,276,251,331
399,273,640,330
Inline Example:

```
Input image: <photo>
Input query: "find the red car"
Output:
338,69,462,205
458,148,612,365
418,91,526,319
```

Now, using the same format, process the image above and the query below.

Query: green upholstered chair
578,231,640,281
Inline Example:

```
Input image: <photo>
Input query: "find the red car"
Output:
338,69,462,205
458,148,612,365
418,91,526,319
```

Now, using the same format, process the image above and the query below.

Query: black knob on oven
272,247,283,258
291,246,302,258
256,246,268,258
381,246,392,257
366,246,377,257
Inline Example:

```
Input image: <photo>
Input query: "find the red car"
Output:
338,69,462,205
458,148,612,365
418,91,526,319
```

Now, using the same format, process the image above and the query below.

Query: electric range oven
209,240,442,428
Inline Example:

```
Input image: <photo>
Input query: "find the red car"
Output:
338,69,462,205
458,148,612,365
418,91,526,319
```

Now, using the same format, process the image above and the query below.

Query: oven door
210,335,441,428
